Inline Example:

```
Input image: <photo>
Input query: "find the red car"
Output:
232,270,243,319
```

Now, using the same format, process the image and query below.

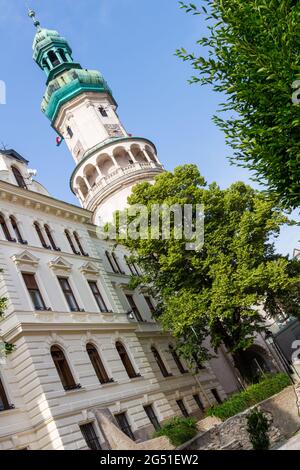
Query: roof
0,149,29,164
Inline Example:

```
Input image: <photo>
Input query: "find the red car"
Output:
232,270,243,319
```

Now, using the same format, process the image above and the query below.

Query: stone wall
181,385,300,450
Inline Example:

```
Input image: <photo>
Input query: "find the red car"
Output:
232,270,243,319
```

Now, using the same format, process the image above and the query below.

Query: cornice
0,180,92,223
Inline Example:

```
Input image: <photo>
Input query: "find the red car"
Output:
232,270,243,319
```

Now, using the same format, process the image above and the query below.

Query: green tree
113,165,300,381
176,1,300,208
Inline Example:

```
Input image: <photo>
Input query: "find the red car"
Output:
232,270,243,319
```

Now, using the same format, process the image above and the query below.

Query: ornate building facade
0,12,280,450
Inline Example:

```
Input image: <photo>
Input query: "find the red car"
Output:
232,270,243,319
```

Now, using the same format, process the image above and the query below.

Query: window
125,294,143,322
99,106,108,117
169,345,188,374
12,166,27,189
0,377,11,412
22,273,47,311
0,214,13,241
67,126,74,138
10,216,26,244
50,345,79,391
88,281,108,312
193,394,205,412
105,251,119,273
74,232,88,257
176,399,189,418
58,277,80,312
86,343,111,384
124,255,139,276
151,346,171,378
211,388,222,404
65,230,79,255
144,296,155,314
34,222,49,249
44,225,60,251
116,341,139,379
115,413,135,440
144,405,161,431
48,50,60,67
111,252,124,274
58,48,68,62
80,423,102,450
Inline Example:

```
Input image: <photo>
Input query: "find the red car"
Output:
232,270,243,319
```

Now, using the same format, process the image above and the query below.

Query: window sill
101,380,118,388
0,405,17,416
129,375,143,382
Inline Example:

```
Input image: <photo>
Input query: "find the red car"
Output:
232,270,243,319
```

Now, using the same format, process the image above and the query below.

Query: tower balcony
76,160,164,212
71,137,164,214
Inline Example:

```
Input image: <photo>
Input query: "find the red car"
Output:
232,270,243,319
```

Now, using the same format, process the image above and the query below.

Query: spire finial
28,8,41,29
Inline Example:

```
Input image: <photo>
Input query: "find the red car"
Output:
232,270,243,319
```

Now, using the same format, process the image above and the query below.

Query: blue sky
0,0,298,255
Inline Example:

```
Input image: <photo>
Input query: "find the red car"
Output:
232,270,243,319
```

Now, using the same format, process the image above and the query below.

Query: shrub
153,416,198,447
207,373,290,421
247,409,270,450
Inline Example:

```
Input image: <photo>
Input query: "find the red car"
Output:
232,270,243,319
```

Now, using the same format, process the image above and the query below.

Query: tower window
67,126,74,138
0,214,13,242
12,166,27,189
58,48,68,62
50,345,78,391
99,106,108,117
22,273,47,311
88,281,108,313
58,277,80,312
176,399,189,418
116,341,139,379
115,413,135,441
80,423,102,450
86,343,111,384
151,346,171,378
48,50,60,67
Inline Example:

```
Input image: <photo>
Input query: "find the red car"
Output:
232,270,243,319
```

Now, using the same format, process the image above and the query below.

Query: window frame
57,277,81,312
11,166,27,189
169,345,188,374
22,272,47,311
151,346,171,378
115,412,135,441
144,404,161,431
50,345,79,391
125,294,143,322
86,343,112,385
176,399,189,418
0,214,14,242
44,224,60,251
88,280,108,313
80,422,102,450
116,341,139,379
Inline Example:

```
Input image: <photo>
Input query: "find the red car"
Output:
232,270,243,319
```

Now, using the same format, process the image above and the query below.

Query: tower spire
28,8,41,29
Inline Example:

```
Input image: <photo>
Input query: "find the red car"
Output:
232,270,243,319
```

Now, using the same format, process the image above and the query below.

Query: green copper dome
29,10,116,126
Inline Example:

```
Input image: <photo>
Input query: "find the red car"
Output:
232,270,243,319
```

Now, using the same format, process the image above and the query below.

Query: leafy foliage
114,165,300,376
176,1,300,208
207,373,290,420
153,416,198,446
247,409,270,450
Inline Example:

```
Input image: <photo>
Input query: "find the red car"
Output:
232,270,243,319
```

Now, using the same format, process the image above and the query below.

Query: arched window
0,376,12,412
169,345,187,374
151,346,170,378
116,342,138,379
86,343,111,384
73,232,88,256
50,345,78,391
65,230,78,255
34,222,49,249
10,216,25,244
0,214,13,241
44,225,60,251
11,166,27,189
58,48,67,62
48,50,60,67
